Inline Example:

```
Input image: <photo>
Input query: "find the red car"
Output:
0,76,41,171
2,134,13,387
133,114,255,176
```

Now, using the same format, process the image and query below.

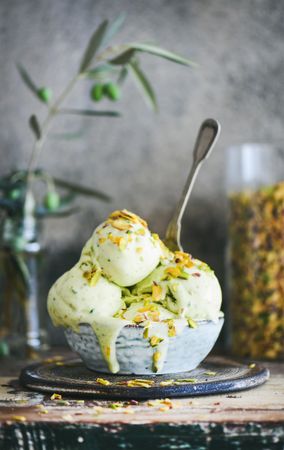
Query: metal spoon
163,118,221,252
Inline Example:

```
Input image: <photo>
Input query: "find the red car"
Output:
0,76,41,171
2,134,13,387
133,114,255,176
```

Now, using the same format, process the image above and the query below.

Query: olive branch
1,15,195,223
18,14,194,212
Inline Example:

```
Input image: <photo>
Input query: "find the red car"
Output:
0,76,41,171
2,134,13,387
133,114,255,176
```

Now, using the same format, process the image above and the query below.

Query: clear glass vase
0,213,48,357
226,143,284,360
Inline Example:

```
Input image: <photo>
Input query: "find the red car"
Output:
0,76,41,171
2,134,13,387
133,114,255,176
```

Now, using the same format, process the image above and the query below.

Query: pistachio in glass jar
226,144,284,360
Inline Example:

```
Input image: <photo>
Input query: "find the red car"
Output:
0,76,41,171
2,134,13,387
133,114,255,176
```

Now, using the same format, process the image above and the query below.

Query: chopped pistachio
203,371,217,376
11,415,26,422
167,319,176,337
125,379,153,388
153,351,161,363
143,327,149,339
133,314,145,324
133,378,154,384
136,228,146,235
188,318,197,329
50,393,62,400
152,283,163,301
159,406,170,411
165,266,181,278
150,336,163,347
110,219,132,231
83,266,102,287
96,378,111,386
160,379,174,386
109,402,123,410
174,378,197,384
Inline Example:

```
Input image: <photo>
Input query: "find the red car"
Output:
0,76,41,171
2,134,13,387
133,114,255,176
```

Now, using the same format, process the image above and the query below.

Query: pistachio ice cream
92,210,161,286
48,209,223,373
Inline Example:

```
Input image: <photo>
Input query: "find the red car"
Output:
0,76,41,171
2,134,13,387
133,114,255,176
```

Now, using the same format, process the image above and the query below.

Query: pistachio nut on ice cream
48,209,223,373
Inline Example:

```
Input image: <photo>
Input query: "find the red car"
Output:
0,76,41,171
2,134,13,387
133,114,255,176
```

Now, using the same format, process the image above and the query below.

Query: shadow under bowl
64,317,224,375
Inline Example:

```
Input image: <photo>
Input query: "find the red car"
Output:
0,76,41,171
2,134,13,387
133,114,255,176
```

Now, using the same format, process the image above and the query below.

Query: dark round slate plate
20,356,270,399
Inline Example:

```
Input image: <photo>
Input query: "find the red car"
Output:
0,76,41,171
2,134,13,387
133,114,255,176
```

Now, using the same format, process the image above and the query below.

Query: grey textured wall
1,0,284,339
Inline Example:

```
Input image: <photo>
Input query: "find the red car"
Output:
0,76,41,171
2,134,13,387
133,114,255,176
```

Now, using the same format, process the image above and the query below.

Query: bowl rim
73,316,224,330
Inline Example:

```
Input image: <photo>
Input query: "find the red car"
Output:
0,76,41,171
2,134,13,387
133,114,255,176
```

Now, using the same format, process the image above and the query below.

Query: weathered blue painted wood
1,422,284,450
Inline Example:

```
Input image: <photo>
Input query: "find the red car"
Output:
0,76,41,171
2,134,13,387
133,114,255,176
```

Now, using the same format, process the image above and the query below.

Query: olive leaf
50,130,84,140
10,253,30,290
100,13,126,48
37,205,79,217
59,108,121,117
0,172,26,191
9,170,27,184
130,43,196,66
3,252,27,300
53,177,111,202
109,49,135,65
17,63,38,96
128,60,157,112
29,115,41,140
79,20,109,73
117,66,128,85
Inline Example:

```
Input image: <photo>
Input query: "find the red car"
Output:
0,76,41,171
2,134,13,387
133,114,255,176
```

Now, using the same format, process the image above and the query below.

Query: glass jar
0,213,48,357
226,144,284,360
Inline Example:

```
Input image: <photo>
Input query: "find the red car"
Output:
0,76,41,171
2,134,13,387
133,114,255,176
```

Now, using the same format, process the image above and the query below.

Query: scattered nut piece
50,393,62,400
11,415,26,422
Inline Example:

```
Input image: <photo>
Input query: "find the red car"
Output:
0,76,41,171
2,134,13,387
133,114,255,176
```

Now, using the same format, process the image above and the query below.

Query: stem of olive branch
24,45,125,186
24,44,126,203
95,44,129,63
26,74,81,186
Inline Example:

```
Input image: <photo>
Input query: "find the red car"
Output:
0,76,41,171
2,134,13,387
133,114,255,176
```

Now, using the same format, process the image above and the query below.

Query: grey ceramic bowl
65,317,224,375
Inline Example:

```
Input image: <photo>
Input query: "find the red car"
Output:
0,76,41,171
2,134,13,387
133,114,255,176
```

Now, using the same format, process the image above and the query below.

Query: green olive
90,84,104,102
103,83,121,101
8,188,21,200
12,236,26,252
0,341,9,357
38,87,53,103
44,191,60,211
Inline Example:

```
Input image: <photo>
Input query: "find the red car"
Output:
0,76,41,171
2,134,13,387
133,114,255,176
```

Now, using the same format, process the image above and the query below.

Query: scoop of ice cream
47,242,123,331
134,251,222,322
92,210,162,286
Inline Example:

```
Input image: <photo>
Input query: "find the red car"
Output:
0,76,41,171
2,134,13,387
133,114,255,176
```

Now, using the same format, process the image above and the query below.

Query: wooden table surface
0,351,283,450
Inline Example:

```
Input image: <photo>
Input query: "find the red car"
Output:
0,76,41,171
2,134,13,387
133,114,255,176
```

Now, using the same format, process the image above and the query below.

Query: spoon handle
164,118,221,251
